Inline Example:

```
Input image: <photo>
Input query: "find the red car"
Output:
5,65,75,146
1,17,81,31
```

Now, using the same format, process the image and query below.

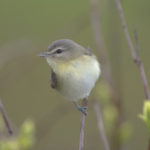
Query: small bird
39,39,100,115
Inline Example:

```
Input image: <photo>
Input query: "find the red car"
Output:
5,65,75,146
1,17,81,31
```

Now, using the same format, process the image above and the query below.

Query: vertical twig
89,0,112,87
0,99,13,135
148,140,150,150
114,0,150,149
79,98,88,150
114,0,150,100
93,100,110,150
89,0,121,110
90,0,122,149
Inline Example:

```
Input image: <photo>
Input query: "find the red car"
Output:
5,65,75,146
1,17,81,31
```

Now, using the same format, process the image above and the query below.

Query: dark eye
56,49,62,54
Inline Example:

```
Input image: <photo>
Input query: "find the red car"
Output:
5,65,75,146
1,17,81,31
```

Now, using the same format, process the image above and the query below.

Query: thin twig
114,0,150,149
134,27,140,59
93,100,110,150
90,0,122,149
89,0,112,87
148,139,150,150
114,0,150,100
89,0,121,110
79,98,88,150
0,99,13,135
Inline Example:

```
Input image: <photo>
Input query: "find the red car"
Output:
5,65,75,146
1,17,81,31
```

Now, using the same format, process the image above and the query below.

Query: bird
39,39,100,115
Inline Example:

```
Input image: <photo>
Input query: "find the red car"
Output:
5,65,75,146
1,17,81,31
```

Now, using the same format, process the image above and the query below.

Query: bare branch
114,0,150,100
89,0,112,86
0,99,13,135
148,140,150,150
79,98,88,150
134,27,140,59
93,100,111,150
90,0,120,107
90,0,123,149
114,0,136,60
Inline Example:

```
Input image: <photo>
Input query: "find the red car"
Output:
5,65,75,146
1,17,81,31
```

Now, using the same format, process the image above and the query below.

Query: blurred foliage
0,119,35,150
103,105,119,132
94,80,133,144
117,122,133,144
94,81,111,104
94,80,118,133
139,101,150,136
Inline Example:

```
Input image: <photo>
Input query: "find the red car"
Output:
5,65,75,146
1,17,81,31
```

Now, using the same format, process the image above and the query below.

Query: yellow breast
47,55,100,101
54,55,96,76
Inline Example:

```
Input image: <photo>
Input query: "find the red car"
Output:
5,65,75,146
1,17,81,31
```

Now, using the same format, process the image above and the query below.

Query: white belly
57,57,101,101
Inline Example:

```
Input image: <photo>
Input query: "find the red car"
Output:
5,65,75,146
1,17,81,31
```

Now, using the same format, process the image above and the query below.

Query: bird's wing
50,69,57,89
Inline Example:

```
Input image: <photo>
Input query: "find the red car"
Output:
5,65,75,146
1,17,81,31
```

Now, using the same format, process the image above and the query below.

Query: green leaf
139,101,150,136
19,119,35,149
94,81,111,104
103,105,119,132
0,119,35,150
118,122,132,144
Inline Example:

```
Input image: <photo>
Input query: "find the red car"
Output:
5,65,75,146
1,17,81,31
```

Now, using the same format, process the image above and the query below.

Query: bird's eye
56,49,62,54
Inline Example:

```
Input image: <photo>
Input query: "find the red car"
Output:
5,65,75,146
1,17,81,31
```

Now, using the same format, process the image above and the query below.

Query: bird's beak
38,52,49,58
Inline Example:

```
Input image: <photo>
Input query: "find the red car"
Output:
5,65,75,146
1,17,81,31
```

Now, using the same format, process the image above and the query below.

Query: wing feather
50,70,57,89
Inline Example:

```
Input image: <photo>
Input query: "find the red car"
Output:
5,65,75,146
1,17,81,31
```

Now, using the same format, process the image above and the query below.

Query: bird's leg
73,102,88,115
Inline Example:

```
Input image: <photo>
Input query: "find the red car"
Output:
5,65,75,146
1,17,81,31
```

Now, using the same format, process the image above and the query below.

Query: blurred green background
0,0,150,149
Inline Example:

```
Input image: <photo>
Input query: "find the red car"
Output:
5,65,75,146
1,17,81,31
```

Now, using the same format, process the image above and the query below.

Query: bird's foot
77,106,88,115
73,102,88,115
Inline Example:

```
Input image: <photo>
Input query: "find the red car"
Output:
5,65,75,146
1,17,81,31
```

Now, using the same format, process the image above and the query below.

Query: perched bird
39,39,100,115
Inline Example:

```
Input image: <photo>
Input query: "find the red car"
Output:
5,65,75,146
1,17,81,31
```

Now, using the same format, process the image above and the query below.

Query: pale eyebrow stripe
49,47,67,54
48,47,62,54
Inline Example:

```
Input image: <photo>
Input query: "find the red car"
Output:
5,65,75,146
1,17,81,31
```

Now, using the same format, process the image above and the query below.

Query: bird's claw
77,106,88,115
